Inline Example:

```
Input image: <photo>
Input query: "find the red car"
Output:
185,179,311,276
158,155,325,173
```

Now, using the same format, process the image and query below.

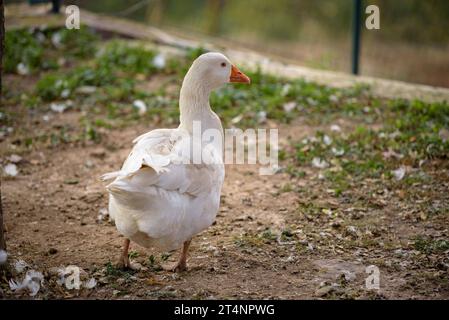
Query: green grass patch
4,26,98,74
414,236,449,254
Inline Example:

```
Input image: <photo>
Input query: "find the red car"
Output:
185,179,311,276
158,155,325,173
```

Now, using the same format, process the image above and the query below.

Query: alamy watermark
366,5,380,30
57,265,96,290
151,120,279,175
64,3,380,31
365,265,380,290
65,5,80,29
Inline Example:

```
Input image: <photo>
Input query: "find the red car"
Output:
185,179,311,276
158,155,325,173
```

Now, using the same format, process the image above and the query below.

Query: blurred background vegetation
6,0,449,87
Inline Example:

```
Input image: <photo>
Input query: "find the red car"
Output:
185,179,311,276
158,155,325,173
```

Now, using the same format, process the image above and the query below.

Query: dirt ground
1,94,448,299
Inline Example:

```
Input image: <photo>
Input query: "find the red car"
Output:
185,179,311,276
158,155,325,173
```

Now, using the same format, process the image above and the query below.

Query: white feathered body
103,52,238,252
105,127,224,251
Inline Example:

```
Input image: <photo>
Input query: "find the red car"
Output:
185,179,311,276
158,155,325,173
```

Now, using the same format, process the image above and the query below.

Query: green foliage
283,93,449,196
414,236,449,254
104,262,136,277
209,67,374,128
97,41,157,74
55,26,99,57
4,28,43,73
36,66,115,101
4,26,98,74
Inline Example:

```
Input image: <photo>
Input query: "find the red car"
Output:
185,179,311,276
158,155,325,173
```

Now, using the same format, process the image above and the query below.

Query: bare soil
1,97,448,299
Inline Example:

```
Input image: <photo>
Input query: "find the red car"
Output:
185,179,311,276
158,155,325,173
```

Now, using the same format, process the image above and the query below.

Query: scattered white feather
14,259,29,273
382,148,403,160
17,63,30,75
51,32,62,48
4,163,19,177
332,147,345,156
83,278,97,289
8,154,22,163
392,166,406,181
0,250,7,265
133,100,147,115
60,89,71,98
312,157,329,169
330,124,342,132
231,114,243,124
97,208,110,223
329,94,339,103
76,86,97,94
281,84,291,96
283,101,297,113
50,103,67,113
9,270,44,296
153,53,166,69
323,135,332,146
257,111,267,123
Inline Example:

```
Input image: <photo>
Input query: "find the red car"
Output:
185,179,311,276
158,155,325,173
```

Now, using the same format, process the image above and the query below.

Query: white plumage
101,52,250,271
105,128,224,251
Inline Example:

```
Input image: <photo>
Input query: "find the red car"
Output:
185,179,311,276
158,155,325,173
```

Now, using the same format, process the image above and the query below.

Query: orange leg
117,238,130,269
164,239,191,272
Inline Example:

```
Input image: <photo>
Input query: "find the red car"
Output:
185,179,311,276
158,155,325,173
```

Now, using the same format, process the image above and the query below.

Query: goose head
182,52,250,92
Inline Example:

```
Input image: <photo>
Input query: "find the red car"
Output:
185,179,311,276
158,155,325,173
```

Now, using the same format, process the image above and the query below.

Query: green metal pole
352,0,362,75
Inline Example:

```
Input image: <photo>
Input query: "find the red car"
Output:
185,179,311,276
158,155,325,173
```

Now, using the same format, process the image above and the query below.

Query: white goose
101,52,250,271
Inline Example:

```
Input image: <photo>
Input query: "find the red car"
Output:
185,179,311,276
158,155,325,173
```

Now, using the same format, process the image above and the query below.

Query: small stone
130,262,147,271
315,285,334,297
48,248,58,255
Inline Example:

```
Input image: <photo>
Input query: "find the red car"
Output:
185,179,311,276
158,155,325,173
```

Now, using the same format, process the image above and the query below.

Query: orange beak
229,65,251,84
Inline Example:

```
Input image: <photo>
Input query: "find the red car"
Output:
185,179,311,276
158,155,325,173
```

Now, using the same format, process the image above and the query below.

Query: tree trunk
0,0,6,253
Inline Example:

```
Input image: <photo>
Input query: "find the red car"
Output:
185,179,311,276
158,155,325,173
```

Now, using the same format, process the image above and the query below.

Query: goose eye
221,62,226,67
